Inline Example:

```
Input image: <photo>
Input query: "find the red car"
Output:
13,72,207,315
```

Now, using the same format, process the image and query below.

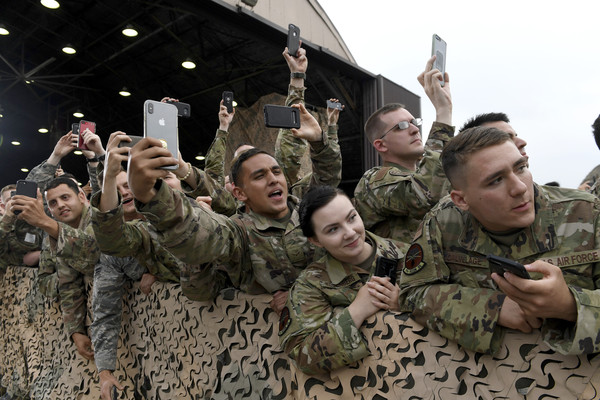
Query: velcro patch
403,243,426,275
278,306,291,336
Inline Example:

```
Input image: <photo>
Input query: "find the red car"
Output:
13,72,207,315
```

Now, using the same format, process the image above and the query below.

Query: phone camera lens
148,104,154,114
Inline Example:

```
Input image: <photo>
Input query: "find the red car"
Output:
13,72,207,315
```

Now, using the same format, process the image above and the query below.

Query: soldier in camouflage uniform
579,114,600,192
127,99,341,314
353,56,454,246
459,111,528,157
279,186,405,375
400,126,600,356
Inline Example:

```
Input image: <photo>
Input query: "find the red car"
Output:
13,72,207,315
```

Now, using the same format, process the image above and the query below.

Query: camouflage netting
1,265,599,399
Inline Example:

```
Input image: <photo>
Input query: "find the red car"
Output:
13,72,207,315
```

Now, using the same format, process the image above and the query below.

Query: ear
372,138,387,153
232,186,248,202
450,189,469,211
78,189,87,203
307,236,323,248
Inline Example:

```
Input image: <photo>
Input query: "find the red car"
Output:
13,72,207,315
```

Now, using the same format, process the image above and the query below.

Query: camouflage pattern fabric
37,235,58,300
91,254,146,372
25,159,57,194
353,121,454,245
279,232,404,375
580,163,600,187
400,184,600,356
203,128,228,187
180,164,237,217
0,213,42,271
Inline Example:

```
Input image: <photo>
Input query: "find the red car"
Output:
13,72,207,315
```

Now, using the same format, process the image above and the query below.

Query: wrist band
291,72,306,80
178,162,193,180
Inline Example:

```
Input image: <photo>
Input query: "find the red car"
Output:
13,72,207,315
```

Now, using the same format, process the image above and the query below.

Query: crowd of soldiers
2,41,600,400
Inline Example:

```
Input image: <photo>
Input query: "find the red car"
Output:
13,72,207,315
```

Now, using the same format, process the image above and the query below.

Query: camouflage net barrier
1,265,599,399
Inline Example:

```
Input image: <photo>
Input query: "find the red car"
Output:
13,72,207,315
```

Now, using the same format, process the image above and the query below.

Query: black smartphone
222,91,234,114
10,190,16,198
117,135,144,148
326,100,343,111
15,180,38,215
263,105,300,129
71,123,80,136
374,257,398,285
78,120,96,150
431,34,447,87
287,24,300,57
487,254,531,279
166,100,191,118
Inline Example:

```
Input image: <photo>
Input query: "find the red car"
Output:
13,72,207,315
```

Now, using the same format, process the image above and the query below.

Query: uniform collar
246,195,300,231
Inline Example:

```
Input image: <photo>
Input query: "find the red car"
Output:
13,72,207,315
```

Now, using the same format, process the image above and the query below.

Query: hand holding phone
78,120,96,150
14,180,38,215
222,91,234,114
374,257,398,285
117,135,143,148
143,100,179,170
326,99,343,111
487,254,531,280
431,34,447,87
263,105,300,129
287,24,300,57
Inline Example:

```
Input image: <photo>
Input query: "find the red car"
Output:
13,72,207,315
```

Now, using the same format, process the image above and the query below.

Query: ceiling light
122,25,138,37
232,100,238,108
73,109,84,118
62,45,76,55
21,168,29,173
73,150,83,155
38,128,48,133
11,141,21,146
0,114,3,118
0,25,9,36
41,0,60,9
195,155,205,161
181,58,196,69
119,87,131,97
25,80,34,84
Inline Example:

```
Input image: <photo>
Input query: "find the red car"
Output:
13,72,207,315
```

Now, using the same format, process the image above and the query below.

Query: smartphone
117,135,144,148
143,100,179,170
78,120,96,150
326,100,343,111
10,190,16,198
14,180,38,215
287,24,300,57
263,105,300,129
222,91,234,114
166,100,191,118
487,254,531,279
431,34,447,87
374,257,398,285
71,123,79,136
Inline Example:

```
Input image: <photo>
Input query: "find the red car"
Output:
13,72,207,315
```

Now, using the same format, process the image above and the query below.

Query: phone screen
431,34,447,86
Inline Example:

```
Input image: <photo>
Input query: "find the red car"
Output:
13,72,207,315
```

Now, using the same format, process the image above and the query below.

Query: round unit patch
403,243,426,275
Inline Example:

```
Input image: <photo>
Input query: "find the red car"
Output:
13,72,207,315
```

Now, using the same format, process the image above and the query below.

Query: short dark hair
298,185,347,237
459,112,510,133
230,147,272,187
364,103,405,144
45,176,81,196
442,126,511,187
593,114,600,150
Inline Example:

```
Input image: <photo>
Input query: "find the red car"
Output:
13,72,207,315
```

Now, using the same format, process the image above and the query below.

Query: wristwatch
290,72,306,80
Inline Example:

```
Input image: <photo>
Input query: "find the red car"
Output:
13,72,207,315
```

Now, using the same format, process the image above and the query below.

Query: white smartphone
431,34,447,87
143,100,179,170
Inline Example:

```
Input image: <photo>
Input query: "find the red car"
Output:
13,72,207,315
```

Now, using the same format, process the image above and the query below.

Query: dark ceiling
0,0,374,191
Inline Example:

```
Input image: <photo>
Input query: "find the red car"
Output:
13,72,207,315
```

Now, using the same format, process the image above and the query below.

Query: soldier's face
308,194,371,264
450,141,535,232
46,184,87,228
116,171,136,216
375,108,424,161
162,172,183,192
481,120,527,157
233,153,289,219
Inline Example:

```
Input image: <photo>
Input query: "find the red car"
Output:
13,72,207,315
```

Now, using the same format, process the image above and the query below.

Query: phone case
431,34,447,86
487,254,531,279
374,257,398,285
117,135,143,148
143,100,179,170
287,24,300,56
222,91,234,114
326,100,343,110
264,105,300,129
15,180,38,215
166,100,191,118
78,120,95,150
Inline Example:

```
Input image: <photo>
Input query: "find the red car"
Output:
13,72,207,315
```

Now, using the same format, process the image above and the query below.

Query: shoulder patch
403,243,426,275
278,306,291,336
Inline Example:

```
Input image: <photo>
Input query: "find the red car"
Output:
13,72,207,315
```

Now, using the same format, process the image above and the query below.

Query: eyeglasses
379,118,423,140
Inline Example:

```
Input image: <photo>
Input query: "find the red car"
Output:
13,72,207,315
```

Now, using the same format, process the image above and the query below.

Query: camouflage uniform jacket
27,158,100,195
204,129,228,187
137,180,326,294
0,212,42,270
38,235,58,299
51,205,101,337
399,184,600,356
91,254,146,372
353,122,454,245
580,164,600,187
90,191,181,283
279,232,404,375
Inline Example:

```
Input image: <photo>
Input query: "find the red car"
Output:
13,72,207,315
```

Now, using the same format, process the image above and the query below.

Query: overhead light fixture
73,109,84,118
62,45,76,55
122,25,138,37
119,87,131,97
181,58,196,69
195,155,205,161
41,0,60,9
21,168,29,173
232,100,238,108
38,128,48,133
25,80,35,84
73,150,83,155
11,141,21,146
0,25,9,36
